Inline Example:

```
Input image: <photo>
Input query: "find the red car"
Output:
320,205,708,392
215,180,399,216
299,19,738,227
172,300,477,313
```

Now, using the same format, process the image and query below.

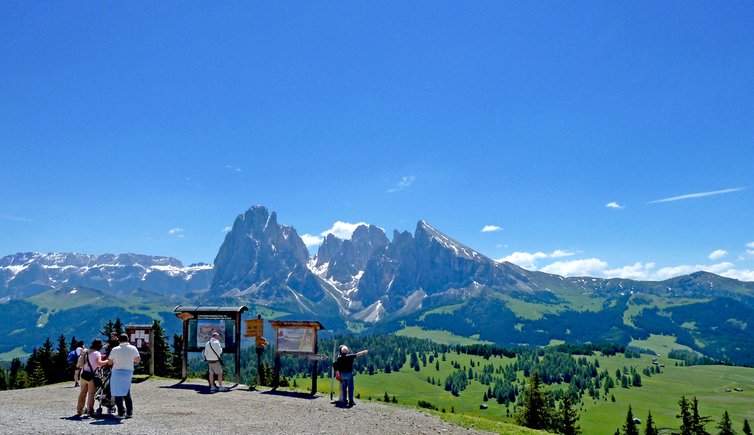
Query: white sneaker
210,386,218,392
218,386,229,392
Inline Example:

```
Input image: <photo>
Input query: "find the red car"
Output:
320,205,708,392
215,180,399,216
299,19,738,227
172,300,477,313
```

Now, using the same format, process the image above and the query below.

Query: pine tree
679,396,693,435
9,358,22,389
716,410,735,435
39,338,55,385
13,370,29,389
622,405,639,435
113,318,124,335
558,395,581,435
171,334,184,378
100,320,115,336
743,419,752,435
516,371,553,430
151,319,172,376
53,334,70,384
0,366,8,390
644,411,658,435
691,396,712,435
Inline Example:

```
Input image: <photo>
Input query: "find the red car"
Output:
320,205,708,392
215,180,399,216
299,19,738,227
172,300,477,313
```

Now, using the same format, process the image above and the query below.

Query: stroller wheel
95,408,102,418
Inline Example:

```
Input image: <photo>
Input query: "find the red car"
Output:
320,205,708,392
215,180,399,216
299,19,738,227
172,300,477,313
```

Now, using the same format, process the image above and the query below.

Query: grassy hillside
292,351,754,434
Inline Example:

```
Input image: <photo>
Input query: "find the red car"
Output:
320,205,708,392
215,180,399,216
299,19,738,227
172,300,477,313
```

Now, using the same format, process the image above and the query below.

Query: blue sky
1,2,753,281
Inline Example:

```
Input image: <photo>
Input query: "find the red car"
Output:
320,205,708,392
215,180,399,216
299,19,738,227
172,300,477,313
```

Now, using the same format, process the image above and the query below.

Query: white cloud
387,175,416,193
550,250,575,258
649,187,745,204
604,262,656,280
540,258,609,277
320,221,368,240
221,226,232,233
498,251,548,269
653,262,736,281
497,249,576,269
225,165,242,173
708,249,728,260
301,234,325,248
606,202,624,209
481,225,503,233
746,241,754,249
498,246,754,281
168,228,185,238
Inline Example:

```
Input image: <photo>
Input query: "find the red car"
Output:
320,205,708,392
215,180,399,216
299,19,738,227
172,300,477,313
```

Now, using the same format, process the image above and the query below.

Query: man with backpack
67,341,85,387
203,331,228,393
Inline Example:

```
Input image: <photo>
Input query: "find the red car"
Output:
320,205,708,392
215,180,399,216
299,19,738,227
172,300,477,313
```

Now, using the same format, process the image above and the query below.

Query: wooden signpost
125,324,154,376
173,305,248,386
269,320,325,395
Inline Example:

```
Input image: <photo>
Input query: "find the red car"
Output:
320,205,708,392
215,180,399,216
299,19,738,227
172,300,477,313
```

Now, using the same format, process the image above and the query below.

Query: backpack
66,350,78,364
76,351,88,369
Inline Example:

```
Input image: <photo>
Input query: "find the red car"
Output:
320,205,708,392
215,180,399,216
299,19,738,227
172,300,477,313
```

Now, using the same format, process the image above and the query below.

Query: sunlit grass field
293,350,754,434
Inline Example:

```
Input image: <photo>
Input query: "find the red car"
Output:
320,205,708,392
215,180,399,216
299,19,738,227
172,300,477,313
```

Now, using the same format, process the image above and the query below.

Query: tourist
204,331,228,392
334,345,368,407
76,339,108,418
108,333,141,418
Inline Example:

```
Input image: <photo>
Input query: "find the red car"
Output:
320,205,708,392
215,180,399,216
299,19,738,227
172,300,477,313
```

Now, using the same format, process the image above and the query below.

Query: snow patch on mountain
355,300,385,323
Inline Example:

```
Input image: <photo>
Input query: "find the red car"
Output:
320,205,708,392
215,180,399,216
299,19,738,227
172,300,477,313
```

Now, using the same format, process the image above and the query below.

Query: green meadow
293,351,754,434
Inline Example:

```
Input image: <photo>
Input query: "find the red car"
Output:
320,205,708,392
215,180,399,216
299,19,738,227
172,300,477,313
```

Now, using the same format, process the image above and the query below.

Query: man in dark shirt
334,345,368,407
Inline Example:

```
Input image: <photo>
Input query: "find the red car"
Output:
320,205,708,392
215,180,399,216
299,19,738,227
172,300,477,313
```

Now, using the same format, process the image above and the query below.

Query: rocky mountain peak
209,206,325,309
414,220,485,261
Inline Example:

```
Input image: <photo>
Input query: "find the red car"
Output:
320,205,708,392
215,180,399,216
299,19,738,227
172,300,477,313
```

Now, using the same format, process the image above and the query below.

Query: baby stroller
94,366,116,417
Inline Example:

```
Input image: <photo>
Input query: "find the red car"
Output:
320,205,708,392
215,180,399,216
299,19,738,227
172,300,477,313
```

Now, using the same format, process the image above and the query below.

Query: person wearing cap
334,344,368,407
107,333,141,418
203,331,227,392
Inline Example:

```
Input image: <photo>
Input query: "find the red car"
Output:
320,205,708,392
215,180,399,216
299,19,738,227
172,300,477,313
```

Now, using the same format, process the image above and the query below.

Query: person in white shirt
108,334,141,418
203,331,227,392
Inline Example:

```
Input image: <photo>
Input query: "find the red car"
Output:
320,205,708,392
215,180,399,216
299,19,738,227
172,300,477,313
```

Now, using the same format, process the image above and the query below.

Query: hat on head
340,345,349,354
212,332,220,338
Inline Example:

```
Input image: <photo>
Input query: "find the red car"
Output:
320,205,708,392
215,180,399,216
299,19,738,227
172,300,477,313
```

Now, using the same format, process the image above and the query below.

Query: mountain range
2,205,753,365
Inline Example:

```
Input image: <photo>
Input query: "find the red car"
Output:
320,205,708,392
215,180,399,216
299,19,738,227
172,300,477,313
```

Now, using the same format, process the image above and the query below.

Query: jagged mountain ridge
210,206,754,322
0,252,212,299
208,206,543,321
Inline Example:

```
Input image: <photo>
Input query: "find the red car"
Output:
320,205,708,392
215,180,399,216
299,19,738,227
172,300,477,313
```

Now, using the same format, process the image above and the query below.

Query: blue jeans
341,372,354,403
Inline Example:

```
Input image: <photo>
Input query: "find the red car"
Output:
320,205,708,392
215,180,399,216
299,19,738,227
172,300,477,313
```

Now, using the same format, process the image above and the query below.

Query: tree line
0,318,180,390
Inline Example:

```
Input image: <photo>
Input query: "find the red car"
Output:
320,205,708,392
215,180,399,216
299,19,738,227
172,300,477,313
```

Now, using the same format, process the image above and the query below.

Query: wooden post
311,328,318,395
235,313,242,385
149,329,155,376
181,317,188,380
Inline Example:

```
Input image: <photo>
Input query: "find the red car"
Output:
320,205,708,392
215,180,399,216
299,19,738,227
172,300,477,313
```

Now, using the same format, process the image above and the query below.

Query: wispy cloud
301,234,324,248
605,202,624,209
746,241,754,257
299,221,373,249
481,225,503,233
708,249,728,260
649,187,746,204
0,214,33,222
321,221,369,239
387,176,416,193
221,226,232,233
225,165,242,173
168,228,185,238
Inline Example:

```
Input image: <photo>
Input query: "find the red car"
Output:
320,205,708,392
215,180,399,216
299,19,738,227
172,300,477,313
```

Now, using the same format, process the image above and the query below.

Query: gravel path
0,379,490,434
